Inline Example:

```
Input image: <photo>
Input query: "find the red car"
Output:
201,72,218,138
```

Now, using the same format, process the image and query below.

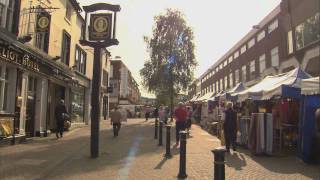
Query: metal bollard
212,147,226,180
158,121,163,146
154,118,158,139
178,131,187,178
164,124,172,158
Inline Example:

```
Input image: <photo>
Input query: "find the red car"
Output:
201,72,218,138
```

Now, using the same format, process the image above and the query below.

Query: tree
140,9,197,106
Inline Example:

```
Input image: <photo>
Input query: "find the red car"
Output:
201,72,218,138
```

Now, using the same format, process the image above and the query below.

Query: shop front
0,32,73,141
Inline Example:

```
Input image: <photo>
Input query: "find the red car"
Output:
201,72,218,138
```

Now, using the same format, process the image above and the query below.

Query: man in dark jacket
55,99,67,139
224,102,237,152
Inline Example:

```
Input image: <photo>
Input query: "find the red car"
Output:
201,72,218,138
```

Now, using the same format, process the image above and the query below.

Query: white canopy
301,77,320,95
236,68,310,102
197,92,215,102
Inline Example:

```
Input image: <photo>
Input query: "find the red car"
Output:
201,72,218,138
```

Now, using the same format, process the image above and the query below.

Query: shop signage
89,13,112,41
36,13,51,32
0,45,40,72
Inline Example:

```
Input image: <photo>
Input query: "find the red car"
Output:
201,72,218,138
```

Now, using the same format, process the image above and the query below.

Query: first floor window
220,78,223,91
61,31,71,65
0,0,14,32
229,73,233,87
224,76,228,90
75,45,87,74
271,46,279,67
250,60,256,80
242,65,247,82
295,12,320,49
235,70,240,84
259,54,266,73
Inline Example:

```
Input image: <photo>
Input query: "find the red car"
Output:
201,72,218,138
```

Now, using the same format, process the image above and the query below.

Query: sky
78,0,281,98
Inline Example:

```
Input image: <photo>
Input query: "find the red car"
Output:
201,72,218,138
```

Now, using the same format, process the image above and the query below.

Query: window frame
271,46,279,67
259,54,266,73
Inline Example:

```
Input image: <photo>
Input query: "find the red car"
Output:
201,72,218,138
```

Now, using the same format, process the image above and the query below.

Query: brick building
109,58,141,109
189,0,319,99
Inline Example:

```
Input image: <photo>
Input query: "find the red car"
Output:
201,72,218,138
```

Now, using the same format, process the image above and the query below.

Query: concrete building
189,0,319,100
0,0,111,140
109,58,141,110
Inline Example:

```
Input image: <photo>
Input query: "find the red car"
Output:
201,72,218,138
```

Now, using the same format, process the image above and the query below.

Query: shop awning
197,92,215,102
235,67,310,101
301,77,320,95
189,94,200,102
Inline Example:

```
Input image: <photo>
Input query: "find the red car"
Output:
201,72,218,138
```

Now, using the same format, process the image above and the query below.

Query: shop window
257,30,266,42
0,65,9,111
271,46,279,67
259,54,266,73
295,12,320,50
268,19,278,34
0,0,15,32
75,45,87,74
71,88,85,123
61,31,71,65
241,65,247,82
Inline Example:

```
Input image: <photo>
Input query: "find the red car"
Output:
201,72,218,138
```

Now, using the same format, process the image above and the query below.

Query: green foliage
140,9,197,104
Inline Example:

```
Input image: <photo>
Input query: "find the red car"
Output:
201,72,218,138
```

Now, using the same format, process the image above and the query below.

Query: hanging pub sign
89,13,112,41
36,13,51,32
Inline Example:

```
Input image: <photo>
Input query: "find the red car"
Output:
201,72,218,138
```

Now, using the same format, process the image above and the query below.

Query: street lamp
80,3,120,158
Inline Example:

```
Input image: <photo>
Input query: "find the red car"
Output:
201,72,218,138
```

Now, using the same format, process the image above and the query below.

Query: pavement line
118,135,142,180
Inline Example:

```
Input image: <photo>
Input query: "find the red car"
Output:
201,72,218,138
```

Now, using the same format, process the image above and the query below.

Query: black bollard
154,118,158,139
164,124,172,158
178,131,187,178
212,147,226,180
158,121,163,146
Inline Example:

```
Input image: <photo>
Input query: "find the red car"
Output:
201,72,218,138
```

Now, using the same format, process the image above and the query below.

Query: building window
271,46,279,67
234,51,239,59
229,73,233,87
61,31,71,65
287,30,293,54
259,54,266,73
295,12,320,50
257,30,266,42
228,56,233,63
75,45,87,74
223,60,228,67
268,19,278,34
235,69,240,84
216,67,219,73
241,65,246,82
219,64,223,70
0,0,15,32
71,87,85,123
250,60,256,80
240,45,247,54
248,38,255,48
0,65,9,111
224,76,228,90
213,83,216,94
220,78,223,91
66,1,72,21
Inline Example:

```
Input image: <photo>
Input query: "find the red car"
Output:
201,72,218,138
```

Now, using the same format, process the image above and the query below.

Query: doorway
25,76,37,137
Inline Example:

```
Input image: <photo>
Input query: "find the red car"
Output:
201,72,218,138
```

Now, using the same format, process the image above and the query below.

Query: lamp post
80,3,120,158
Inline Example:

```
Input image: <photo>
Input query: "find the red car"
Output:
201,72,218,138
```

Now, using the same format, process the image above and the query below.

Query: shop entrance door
25,76,37,137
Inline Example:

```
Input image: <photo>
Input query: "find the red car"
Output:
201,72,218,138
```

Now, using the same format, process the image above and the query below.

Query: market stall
298,77,320,163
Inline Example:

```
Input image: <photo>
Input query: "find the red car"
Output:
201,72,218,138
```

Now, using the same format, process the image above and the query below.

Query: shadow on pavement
0,119,171,180
225,147,320,179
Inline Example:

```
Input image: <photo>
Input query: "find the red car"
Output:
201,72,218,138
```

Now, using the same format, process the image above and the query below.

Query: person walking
110,107,122,137
55,99,68,139
186,106,192,134
224,102,237,152
174,102,187,146
153,107,159,121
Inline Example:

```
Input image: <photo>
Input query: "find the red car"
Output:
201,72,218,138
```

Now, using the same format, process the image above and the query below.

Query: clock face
38,16,49,29
93,17,109,33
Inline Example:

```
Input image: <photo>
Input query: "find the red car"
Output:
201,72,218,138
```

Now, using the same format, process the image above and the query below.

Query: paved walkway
0,119,319,180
